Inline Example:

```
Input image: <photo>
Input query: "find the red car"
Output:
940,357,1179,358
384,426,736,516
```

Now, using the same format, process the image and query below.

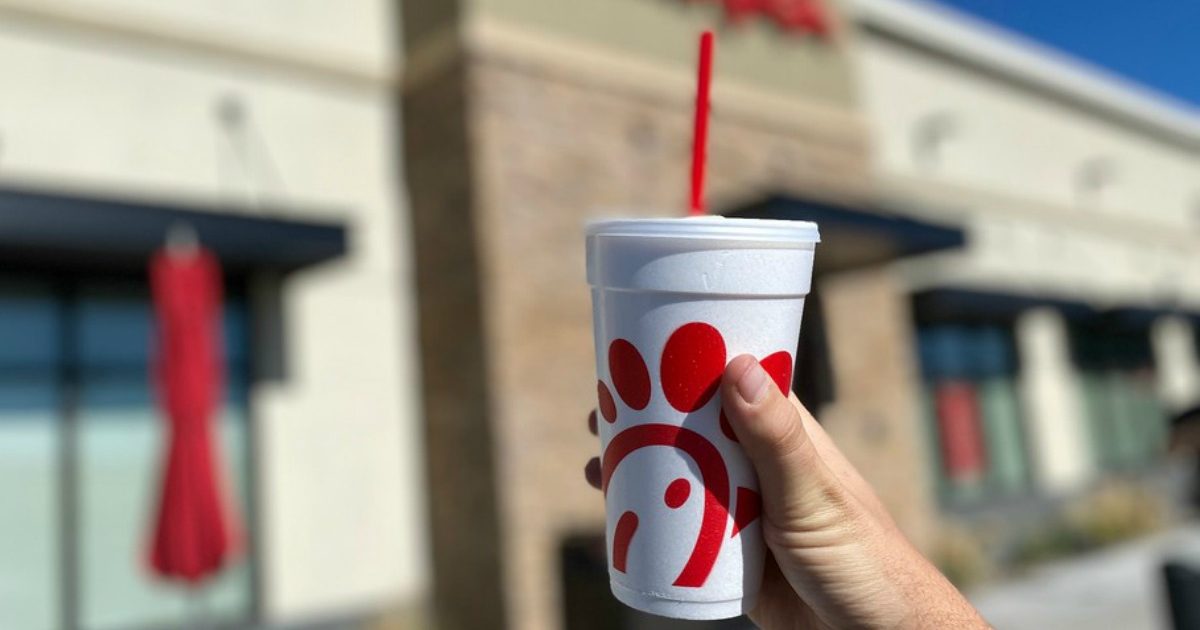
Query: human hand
586,354,989,629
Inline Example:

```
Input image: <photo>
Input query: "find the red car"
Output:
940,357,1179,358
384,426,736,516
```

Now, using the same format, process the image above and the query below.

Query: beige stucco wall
1153,316,1200,413
854,20,1200,309
0,1,428,623
857,32,1200,227
1016,309,1093,492
895,188,1200,309
467,0,857,109
0,0,395,76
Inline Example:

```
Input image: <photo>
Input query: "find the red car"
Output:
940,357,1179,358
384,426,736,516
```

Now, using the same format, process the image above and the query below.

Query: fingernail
735,360,770,404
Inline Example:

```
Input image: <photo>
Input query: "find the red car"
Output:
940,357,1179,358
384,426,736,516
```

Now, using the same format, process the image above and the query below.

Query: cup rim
586,216,820,244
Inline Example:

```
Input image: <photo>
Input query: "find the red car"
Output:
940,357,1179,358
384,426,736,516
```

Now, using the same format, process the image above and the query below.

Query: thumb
721,355,842,528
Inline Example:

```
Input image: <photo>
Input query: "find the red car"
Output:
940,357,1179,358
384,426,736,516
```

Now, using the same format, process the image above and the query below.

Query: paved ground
969,525,1200,630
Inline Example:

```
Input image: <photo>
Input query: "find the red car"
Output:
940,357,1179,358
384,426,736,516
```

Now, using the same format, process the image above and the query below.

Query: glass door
0,280,62,629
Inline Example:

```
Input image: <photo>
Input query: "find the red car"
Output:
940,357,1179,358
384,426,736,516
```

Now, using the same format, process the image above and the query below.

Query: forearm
891,543,991,630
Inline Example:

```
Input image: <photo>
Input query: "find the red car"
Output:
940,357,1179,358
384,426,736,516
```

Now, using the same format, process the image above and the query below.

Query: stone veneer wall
817,268,937,551
403,62,510,630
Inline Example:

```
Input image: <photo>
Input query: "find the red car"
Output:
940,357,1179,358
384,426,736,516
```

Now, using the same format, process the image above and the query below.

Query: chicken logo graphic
689,0,830,36
598,322,792,587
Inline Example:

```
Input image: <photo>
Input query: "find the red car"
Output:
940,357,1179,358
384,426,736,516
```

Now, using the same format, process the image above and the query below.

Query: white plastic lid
586,215,818,295
585,216,820,245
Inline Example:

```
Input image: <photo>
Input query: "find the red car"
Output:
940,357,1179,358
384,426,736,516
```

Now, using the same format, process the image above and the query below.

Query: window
1071,320,1166,471
917,324,1031,506
0,280,61,629
0,275,253,630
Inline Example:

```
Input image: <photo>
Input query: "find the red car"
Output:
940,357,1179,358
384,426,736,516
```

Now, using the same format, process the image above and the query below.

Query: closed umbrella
148,241,239,584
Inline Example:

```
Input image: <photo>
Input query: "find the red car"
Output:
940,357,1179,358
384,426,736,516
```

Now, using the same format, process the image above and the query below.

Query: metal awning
913,288,1198,327
0,185,347,273
913,288,1097,324
732,193,966,273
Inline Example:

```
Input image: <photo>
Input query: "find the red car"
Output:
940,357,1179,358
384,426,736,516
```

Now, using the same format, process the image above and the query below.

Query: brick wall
818,267,938,550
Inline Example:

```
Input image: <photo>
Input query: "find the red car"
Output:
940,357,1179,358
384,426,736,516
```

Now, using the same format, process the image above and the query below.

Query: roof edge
850,0,1200,145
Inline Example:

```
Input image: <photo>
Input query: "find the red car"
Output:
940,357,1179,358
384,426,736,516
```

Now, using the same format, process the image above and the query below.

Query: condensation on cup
586,216,820,620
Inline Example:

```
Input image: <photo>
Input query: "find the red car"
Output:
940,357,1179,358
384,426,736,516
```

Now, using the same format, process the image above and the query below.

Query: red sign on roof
696,0,830,36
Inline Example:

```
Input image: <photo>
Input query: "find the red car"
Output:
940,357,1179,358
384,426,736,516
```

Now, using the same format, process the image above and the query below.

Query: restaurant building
403,0,1200,629
0,1,427,628
3,0,1199,629
851,0,1200,514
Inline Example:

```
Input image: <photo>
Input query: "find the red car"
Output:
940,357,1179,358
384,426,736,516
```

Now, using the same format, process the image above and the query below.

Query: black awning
913,288,1097,324
0,186,347,274
911,288,1200,328
730,193,966,273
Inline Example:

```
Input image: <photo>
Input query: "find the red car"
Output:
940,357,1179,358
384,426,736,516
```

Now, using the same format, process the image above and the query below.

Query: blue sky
924,0,1200,109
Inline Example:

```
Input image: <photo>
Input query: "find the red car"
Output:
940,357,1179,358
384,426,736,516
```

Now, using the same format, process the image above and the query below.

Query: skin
586,354,990,630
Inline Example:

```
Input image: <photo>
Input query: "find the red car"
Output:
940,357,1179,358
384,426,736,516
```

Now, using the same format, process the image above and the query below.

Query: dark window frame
1068,317,1166,473
912,313,1036,510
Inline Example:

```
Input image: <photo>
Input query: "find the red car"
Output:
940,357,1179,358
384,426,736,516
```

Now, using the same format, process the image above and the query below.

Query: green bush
932,526,989,587
1012,481,1164,567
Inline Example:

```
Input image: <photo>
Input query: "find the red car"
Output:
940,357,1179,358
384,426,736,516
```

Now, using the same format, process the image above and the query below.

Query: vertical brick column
402,62,510,630
818,268,937,551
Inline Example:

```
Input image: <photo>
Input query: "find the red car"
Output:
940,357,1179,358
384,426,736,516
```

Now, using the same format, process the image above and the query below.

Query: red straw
689,30,715,216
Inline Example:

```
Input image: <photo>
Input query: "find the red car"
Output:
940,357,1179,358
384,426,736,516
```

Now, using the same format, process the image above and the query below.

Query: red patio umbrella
148,243,240,583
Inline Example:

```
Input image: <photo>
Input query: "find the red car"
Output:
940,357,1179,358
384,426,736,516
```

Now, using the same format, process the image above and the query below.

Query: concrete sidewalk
968,525,1200,630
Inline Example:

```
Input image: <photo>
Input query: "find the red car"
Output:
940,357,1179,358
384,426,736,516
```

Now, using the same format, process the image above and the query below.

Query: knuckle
764,400,810,459
762,469,866,541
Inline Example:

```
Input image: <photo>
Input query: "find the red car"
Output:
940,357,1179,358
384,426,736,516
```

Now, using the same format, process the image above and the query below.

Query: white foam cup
586,216,820,619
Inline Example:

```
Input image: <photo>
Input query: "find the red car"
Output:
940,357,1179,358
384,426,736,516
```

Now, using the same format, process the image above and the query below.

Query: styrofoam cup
586,216,819,619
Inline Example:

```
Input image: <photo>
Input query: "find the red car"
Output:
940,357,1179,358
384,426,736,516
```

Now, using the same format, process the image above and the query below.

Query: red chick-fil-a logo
689,0,830,36
597,322,793,587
